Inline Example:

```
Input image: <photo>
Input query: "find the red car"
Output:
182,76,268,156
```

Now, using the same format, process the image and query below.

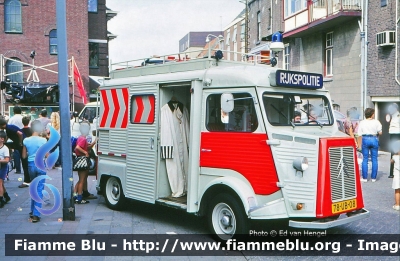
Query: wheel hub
220,214,231,227
112,186,119,197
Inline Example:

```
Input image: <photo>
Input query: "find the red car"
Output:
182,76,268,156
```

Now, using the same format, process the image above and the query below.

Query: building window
284,0,307,17
381,0,387,7
226,30,231,46
257,11,261,42
233,26,237,43
284,44,290,70
131,95,155,124
4,0,22,33
206,93,258,132
240,22,245,42
5,58,23,83
88,0,98,13
49,29,57,55
268,8,271,30
325,32,333,76
89,42,99,68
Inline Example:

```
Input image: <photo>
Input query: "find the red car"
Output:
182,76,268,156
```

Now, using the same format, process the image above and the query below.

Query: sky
106,0,244,65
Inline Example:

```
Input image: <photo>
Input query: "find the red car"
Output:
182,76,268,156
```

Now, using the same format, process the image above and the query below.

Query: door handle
150,138,154,149
201,149,212,152
266,140,281,146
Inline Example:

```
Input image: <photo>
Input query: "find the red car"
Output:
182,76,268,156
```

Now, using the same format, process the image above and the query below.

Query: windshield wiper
300,109,324,128
270,104,295,128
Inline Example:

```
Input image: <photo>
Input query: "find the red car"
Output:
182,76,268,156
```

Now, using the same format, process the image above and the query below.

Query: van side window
206,93,258,132
130,94,155,124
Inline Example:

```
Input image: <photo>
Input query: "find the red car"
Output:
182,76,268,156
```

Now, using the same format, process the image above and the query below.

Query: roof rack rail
110,49,273,71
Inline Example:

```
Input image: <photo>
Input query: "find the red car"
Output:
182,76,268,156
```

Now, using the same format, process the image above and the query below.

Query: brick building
179,31,223,58
0,0,116,112
223,9,245,61
366,0,400,150
241,0,362,116
247,0,283,56
281,0,362,114
88,0,117,101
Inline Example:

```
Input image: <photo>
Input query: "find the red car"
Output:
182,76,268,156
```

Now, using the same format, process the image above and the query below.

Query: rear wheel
207,193,249,241
103,177,125,210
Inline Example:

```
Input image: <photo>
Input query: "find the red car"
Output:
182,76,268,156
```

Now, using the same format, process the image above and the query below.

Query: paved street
0,152,399,261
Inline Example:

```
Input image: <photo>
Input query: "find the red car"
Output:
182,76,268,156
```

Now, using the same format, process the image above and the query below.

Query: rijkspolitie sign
270,70,323,89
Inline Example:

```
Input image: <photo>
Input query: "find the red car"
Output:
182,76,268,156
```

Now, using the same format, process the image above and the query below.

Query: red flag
73,60,88,104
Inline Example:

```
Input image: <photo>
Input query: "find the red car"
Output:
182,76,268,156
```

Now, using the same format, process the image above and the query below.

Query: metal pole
245,0,248,54
0,54,4,116
208,40,211,58
71,57,75,112
56,0,75,220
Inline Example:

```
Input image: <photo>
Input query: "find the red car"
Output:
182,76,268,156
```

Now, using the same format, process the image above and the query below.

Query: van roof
103,59,327,92
85,102,100,106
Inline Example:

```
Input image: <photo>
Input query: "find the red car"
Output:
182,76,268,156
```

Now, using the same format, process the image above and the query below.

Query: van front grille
329,147,357,202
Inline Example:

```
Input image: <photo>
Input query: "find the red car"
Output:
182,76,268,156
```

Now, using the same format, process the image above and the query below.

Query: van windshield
80,106,100,123
262,92,334,126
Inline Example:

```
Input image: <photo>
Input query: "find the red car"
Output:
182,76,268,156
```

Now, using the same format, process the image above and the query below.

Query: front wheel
207,193,249,241
103,177,125,210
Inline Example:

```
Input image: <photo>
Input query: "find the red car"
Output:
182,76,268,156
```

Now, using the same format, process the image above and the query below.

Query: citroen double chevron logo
336,148,350,179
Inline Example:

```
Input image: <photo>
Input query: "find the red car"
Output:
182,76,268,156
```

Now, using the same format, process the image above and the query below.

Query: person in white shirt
8,106,24,129
357,108,382,182
7,106,24,174
388,103,400,178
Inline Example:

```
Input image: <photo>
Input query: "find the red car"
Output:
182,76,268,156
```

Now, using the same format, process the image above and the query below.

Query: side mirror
221,93,234,113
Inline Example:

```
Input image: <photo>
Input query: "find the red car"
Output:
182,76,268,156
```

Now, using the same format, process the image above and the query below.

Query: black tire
103,176,125,210
207,193,249,241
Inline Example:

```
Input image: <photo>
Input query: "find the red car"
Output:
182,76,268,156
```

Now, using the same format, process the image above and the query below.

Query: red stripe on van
147,95,155,123
100,90,109,127
110,89,119,128
121,88,129,128
200,132,279,195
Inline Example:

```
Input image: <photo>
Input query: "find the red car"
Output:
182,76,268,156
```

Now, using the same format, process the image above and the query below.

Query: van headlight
293,157,309,171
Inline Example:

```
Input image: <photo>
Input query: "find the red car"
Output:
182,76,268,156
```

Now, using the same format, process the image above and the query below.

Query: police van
96,48,369,239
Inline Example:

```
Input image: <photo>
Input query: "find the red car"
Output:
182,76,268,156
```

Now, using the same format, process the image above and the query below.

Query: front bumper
288,209,370,229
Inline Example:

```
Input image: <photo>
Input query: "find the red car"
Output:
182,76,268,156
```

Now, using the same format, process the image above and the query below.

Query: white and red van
96,52,369,239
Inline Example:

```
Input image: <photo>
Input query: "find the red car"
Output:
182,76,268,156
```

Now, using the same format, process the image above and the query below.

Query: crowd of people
355,105,400,211
0,106,97,223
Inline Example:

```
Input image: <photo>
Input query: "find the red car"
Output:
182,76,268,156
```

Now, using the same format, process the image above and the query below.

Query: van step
156,196,187,210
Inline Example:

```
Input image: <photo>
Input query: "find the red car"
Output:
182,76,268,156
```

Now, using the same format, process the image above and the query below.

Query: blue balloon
35,126,60,171
29,175,61,216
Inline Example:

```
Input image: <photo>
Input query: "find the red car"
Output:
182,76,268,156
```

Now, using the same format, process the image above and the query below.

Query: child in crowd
20,116,32,183
0,131,10,208
22,120,47,222
74,121,96,204
21,116,32,138
390,141,400,211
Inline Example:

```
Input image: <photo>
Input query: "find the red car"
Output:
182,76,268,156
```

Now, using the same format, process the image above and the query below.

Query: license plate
331,199,357,214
